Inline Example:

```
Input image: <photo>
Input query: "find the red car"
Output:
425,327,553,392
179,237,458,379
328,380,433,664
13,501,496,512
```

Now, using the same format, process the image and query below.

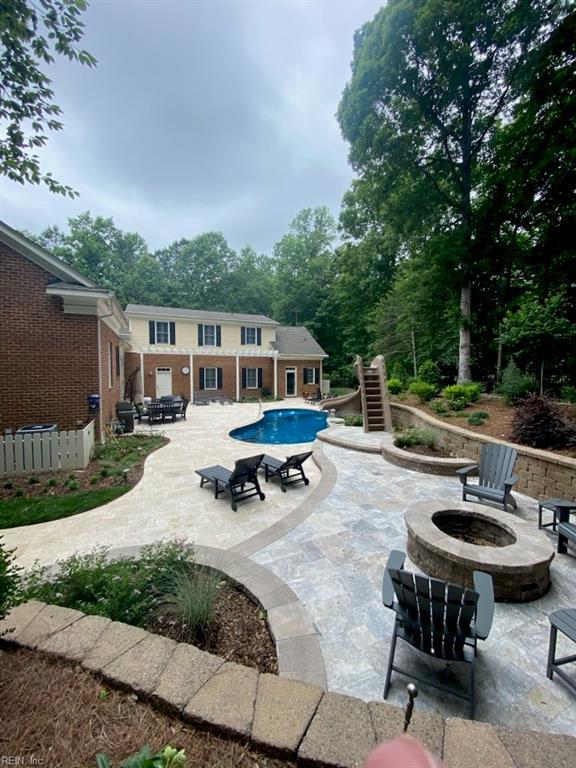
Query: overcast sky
1,0,382,254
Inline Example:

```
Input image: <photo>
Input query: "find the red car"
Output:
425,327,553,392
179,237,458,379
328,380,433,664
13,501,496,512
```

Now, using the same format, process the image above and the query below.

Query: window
204,367,217,390
246,368,258,389
108,341,113,388
245,327,256,344
241,326,261,345
203,324,216,346
303,367,317,385
116,346,120,377
155,321,169,344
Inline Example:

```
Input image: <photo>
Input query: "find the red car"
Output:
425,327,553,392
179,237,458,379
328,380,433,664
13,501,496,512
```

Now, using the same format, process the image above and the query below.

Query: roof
0,219,97,287
274,326,327,357
125,304,280,326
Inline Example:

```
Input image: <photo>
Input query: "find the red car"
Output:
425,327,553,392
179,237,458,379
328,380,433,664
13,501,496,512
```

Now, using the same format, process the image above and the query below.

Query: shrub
22,539,196,627
560,385,576,404
96,745,186,768
510,395,575,449
387,378,403,395
3,480,13,490
394,427,437,449
344,414,364,427
46,477,57,487
468,411,489,426
498,360,536,406
442,385,468,402
27,475,40,485
463,383,482,403
417,359,441,388
66,478,80,491
0,536,22,631
429,399,449,415
156,566,225,644
260,386,272,398
14,489,24,497
409,381,436,402
447,397,468,411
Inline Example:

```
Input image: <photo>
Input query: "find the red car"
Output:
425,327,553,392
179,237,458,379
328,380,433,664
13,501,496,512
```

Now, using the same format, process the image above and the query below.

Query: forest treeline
29,1,575,391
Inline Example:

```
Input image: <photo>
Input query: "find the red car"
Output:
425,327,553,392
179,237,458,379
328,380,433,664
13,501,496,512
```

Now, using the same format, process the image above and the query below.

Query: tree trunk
457,283,472,384
540,359,545,395
411,323,417,377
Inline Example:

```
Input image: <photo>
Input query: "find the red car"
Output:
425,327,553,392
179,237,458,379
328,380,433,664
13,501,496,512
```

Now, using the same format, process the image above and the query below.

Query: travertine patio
2,401,575,737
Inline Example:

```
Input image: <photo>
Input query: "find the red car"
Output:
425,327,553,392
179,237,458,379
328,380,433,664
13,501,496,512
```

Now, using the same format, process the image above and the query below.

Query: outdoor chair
305,389,322,404
261,451,313,492
214,393,233,405
196,454,265,511
382,550,494,719
194,391,211,405
456,443,519,511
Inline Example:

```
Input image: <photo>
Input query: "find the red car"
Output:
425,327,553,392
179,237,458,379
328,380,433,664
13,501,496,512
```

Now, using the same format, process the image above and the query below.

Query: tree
0,0,96,196
338,0,564,383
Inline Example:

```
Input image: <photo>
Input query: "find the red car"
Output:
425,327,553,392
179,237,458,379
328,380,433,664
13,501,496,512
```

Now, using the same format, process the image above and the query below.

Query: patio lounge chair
194,391,211,405
261,451,313,492
305,389,322,404
382,550,494,719
196,454,265,511
456,443,519,511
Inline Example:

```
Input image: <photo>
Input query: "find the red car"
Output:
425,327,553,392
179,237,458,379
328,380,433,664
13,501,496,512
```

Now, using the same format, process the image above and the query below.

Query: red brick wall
278,359,323,398
99,320,123,431
0,243,100,432
192,355,237,399
238,357,274,399
142,353,192,400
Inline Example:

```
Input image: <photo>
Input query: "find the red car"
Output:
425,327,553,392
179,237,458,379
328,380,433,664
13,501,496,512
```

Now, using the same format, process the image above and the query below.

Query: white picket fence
0,421,95,478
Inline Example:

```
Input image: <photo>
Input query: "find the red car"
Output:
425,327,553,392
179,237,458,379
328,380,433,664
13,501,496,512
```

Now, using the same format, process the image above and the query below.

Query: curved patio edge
230,439,338,557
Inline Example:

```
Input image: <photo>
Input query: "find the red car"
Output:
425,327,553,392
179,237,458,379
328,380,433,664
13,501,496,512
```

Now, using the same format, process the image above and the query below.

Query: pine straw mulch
0,647,294,768
147,588,278,675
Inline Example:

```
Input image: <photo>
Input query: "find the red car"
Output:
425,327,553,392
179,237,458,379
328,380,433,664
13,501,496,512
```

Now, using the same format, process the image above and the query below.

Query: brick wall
0,244,100,432
238,357,274,399
278,359,323,398
142,353,192,400
98,319,123,431
391,402,576,500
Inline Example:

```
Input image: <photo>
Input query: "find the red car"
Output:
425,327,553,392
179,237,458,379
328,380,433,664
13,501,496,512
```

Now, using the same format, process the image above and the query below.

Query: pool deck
3,402,576,736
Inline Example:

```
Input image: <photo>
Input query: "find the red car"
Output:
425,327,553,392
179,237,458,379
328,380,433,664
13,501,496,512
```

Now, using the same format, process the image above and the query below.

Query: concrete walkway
253,429,576,736
2,400,321,569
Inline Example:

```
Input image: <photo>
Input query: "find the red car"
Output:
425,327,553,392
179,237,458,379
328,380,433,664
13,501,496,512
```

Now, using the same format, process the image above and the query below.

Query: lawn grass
330,387,355,397
0,487,129,529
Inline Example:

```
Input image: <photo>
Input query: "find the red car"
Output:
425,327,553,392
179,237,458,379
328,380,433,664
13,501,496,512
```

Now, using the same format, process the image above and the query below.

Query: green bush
0,536,22,631
46,477,57,487
497,360,536,406
394,427,437,449
3,480,13,490
468,411,489,426
156,566,225,644
417,359,441,388
442,385,468,402
27,474,40,485
387,378,403,395
22,539,196,628
464,383,482,403
408,381,436,402
66,478,80,491
429,399,448,415
344,414,364,427
560,385,576,403
447,397,468,411
96,745,186,768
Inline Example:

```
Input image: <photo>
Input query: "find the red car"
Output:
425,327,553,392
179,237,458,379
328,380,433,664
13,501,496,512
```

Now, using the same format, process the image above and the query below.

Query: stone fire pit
405,501,554,602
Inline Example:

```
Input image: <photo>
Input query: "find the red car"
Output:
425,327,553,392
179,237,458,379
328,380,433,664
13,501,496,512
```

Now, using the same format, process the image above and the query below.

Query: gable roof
274,326,327,357
0,219,97,287
125,304,280,326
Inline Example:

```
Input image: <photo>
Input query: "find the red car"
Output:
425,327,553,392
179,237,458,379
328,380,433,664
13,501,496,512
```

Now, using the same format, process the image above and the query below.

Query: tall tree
0,0,96,196
338,0,564,383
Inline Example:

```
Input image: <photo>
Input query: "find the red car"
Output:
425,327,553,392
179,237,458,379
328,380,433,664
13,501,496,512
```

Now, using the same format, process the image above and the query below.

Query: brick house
0,220,128,437
123,304,327,402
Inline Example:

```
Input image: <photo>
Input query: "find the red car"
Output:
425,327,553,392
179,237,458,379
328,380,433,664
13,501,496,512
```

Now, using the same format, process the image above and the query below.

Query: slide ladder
355,355,392,433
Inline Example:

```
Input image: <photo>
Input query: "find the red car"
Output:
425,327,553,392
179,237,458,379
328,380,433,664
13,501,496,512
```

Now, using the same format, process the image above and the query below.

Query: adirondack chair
382,550,494,719
456,443,519,511
261,451,313,492
196,454,265,511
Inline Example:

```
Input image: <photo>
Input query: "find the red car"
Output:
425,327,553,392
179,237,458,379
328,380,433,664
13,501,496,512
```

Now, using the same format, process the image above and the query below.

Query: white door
156,367,172,398
285,367,297,397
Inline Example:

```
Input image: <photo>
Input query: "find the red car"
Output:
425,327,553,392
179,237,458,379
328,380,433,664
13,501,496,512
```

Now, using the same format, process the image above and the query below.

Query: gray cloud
0,0,382,253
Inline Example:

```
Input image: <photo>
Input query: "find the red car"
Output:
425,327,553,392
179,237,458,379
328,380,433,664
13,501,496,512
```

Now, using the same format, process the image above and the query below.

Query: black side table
547,608,576,696
538,498,576,531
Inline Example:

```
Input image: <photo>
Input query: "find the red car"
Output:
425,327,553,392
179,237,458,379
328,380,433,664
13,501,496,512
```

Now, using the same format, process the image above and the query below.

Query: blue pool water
230,408,328,444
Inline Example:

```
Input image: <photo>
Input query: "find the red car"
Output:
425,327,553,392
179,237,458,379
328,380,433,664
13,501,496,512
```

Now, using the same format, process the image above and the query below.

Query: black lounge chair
196,454,265,511
304,389,322,404
194,391,211,405
261,451,313,492
382,550,494,719
456,443,519,511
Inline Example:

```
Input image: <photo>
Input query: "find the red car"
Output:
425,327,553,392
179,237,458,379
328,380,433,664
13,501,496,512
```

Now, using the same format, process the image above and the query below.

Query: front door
156,367,172,398
285,367,297,397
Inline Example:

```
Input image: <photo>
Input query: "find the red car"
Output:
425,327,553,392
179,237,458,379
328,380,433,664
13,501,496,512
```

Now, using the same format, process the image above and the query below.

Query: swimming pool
230,408,328,444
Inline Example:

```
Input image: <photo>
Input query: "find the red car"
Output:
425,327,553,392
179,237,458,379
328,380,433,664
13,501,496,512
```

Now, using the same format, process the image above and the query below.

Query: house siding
0,243,100,432
278,359,323,399
129,316,276,350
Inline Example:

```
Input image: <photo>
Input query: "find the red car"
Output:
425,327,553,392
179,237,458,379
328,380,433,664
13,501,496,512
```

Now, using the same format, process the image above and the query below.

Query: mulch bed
0,648,293,768
398,444,454,458
148,587,278,675
393,395,576,457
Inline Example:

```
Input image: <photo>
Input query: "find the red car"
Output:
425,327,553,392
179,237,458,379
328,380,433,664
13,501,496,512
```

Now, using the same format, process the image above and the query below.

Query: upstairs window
203,324,216,346
241,326,262,345
149,320,175,345
198,323,221,346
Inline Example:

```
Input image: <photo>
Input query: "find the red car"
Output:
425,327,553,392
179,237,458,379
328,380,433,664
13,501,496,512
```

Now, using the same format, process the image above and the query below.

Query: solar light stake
403,683,418,733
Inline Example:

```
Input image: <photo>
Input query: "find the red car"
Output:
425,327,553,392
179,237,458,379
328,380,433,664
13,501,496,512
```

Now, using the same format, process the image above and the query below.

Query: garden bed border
1,600,575,768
